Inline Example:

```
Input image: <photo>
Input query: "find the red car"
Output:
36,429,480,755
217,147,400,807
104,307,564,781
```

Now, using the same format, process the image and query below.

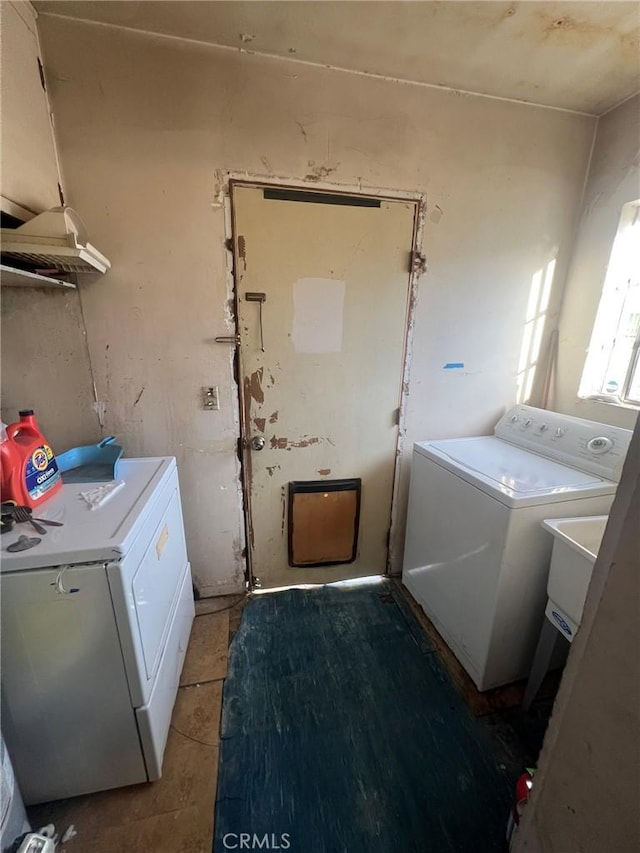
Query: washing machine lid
414,436,615,507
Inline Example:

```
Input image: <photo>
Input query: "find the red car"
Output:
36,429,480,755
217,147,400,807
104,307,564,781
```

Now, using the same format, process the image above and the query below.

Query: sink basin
542,516,608,634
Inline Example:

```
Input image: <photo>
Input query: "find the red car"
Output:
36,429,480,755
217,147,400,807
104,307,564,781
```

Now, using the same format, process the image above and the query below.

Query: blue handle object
57,437,123,482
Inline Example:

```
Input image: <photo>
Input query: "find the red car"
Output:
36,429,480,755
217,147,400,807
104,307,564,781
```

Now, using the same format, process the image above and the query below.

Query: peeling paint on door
270,436,289,450
289,436,321,448
237,234,247,273
246,367,264,404
269,435,324,450
235,184,417,588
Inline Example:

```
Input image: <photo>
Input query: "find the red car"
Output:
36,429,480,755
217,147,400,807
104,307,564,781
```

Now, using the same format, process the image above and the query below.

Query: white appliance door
0,564,146,804
415,437,609,507
108,471,193,708
136,563,195,780
432,438,601,492
131,485,189,681
402,452,509,687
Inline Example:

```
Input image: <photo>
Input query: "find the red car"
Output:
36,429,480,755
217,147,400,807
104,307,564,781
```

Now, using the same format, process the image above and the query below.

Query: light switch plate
203,386,219,410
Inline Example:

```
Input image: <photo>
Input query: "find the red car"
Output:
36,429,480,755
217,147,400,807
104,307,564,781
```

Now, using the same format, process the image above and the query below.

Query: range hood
1,206,110,275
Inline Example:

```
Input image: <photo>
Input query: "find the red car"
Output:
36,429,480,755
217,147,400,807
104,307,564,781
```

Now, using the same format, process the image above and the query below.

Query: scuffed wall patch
305,160,339,181
92,400,106,426
411,250,428,276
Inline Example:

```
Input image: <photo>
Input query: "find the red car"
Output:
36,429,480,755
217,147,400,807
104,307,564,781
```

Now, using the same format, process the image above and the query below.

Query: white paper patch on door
293,278,345,353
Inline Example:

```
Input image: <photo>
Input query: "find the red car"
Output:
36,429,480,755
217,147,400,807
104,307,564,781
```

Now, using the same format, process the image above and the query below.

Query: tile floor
28,594,247,853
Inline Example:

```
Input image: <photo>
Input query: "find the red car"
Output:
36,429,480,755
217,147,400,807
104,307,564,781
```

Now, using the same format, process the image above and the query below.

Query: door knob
249,436,266,451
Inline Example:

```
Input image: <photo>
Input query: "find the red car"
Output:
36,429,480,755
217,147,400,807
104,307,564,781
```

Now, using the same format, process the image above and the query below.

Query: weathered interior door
233,184,416,589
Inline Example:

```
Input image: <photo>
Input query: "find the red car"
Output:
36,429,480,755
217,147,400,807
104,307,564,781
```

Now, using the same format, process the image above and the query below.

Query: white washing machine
402,405,632,691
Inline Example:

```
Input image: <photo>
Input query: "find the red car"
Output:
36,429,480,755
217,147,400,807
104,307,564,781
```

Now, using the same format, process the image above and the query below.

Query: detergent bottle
0,421,12,498
0,410,62,507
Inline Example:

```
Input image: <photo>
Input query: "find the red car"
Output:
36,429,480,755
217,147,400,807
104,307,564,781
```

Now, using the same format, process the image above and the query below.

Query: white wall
514,420,640,853
28,14,596,593
0,1,100,450
553,94,640,431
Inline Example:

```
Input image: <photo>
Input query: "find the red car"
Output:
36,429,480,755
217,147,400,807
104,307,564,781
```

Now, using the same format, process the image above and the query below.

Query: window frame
578,199,640,411
621,333,640,406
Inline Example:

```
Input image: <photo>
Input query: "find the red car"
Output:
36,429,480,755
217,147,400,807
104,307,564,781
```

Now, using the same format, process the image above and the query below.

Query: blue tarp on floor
214,583,512,852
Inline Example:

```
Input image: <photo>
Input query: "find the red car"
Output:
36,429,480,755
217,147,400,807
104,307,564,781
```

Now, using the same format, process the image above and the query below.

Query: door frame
221,172,426,589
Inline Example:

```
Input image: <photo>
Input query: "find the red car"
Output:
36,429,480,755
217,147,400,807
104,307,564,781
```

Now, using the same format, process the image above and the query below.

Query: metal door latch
245,292,266,352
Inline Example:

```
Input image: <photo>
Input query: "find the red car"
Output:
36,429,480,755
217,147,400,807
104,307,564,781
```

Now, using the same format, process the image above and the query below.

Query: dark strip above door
263,188,381,208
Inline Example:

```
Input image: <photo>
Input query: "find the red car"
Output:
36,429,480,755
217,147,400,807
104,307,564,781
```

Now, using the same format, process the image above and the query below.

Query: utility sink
524,515,609,709
542,516,608,635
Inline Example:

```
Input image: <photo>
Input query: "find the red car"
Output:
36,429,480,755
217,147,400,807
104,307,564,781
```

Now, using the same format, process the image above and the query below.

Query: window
579,200,640,407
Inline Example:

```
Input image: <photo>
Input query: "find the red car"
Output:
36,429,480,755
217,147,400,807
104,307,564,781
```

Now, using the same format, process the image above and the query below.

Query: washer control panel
495,405,633,481
587,436,613,454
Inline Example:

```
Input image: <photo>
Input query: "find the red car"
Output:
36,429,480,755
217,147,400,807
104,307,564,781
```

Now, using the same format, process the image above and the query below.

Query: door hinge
393,407,401,426
224,237,233,252
58,183,65,206
37,57,47,91
410,250,427,276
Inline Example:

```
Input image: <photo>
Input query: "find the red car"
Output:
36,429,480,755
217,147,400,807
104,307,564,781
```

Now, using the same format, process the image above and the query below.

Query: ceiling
34,1,640,115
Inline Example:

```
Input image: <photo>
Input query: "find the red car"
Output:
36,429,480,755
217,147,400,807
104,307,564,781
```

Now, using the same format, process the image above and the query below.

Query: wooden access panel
288,479,361,567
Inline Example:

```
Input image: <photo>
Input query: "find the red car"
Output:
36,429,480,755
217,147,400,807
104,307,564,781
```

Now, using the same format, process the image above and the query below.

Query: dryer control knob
523,418,532,427
587,436,613,454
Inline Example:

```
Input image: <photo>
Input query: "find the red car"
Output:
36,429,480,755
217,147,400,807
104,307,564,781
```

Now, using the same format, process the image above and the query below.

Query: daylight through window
579,200,640,406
